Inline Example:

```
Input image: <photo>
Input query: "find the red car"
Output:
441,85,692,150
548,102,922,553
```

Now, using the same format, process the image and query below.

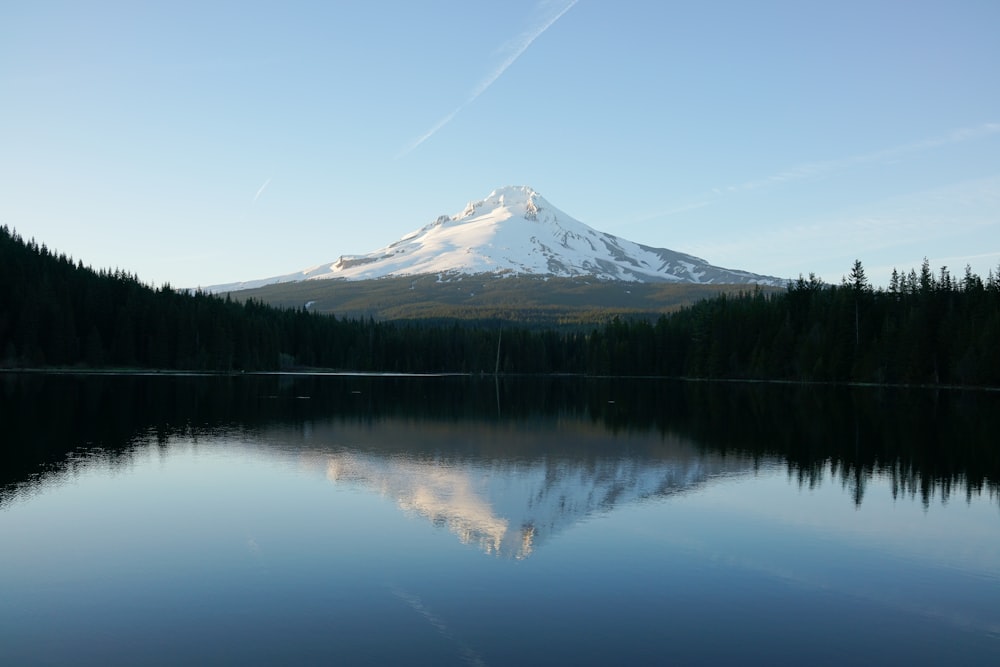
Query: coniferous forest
2,225,999,386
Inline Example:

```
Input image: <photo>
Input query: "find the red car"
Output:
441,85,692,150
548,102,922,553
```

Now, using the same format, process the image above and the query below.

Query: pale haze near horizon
1,0,998,289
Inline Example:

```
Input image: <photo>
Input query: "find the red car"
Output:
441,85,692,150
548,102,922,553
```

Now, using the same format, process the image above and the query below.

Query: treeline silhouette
629,259,1000,385
3,226,999,384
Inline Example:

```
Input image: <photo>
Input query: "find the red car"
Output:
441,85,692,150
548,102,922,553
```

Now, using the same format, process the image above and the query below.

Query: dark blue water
1,374,998,665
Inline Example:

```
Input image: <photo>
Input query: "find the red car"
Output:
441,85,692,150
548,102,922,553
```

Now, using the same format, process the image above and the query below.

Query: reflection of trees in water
2,373,998,509
681,382,1000,508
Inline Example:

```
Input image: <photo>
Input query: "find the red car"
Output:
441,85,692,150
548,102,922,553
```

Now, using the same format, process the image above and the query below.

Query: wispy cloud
724,122,1000,194
633,200,710,222
684,174,1000,282
396,0,579,158
633,122,1000,224
253,177,272,203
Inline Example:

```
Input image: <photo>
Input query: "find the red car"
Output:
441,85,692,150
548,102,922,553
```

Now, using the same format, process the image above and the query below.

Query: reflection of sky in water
619,473,1000,640
3,423,1000,665
692,469,1000,575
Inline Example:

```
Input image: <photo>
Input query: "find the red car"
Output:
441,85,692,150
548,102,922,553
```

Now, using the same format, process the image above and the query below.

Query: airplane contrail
397,0,579,158
389,585,488,666
253,177,272,203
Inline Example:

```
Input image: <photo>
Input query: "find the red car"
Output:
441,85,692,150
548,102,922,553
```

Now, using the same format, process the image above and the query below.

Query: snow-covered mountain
210,186,784,292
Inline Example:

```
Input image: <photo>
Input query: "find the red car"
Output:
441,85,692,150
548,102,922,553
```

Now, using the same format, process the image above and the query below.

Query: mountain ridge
208,186,785,292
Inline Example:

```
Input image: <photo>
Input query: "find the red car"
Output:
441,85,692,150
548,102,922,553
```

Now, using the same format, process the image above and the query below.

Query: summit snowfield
209,186,785,292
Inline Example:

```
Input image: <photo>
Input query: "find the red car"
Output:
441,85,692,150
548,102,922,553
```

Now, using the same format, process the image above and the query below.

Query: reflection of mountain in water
321,446,752,559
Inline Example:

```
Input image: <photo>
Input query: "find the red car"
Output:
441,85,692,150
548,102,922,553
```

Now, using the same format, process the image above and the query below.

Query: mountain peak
488,184,539,200
458,185,544,221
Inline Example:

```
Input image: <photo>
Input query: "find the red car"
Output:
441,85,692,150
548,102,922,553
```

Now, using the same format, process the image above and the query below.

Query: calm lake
2,373,998,665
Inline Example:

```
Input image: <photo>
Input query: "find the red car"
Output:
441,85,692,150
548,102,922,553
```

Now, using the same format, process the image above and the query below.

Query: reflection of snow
328,456,510,555
325,451,751,559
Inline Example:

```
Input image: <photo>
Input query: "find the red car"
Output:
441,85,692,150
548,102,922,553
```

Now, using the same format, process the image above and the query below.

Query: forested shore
3,226,999,385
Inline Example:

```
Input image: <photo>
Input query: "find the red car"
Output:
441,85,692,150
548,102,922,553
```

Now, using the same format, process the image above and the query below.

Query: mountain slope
230,273,777,325
210,186,785,292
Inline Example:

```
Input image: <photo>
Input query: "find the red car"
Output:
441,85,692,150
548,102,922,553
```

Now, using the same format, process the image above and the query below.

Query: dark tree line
3,226,999,385
616,258,1000,385
0,225,510,372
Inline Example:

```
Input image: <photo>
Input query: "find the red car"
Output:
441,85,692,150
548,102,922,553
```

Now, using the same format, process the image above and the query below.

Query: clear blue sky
2,0,998,288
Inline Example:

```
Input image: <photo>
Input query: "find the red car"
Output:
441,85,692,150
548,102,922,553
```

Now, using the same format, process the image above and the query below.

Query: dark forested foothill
2,226,999,385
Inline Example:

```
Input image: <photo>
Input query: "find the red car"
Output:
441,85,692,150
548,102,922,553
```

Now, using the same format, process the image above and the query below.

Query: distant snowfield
207,186,785,293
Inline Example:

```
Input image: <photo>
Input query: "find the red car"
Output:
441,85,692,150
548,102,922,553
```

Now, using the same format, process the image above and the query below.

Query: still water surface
1,374,998,665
